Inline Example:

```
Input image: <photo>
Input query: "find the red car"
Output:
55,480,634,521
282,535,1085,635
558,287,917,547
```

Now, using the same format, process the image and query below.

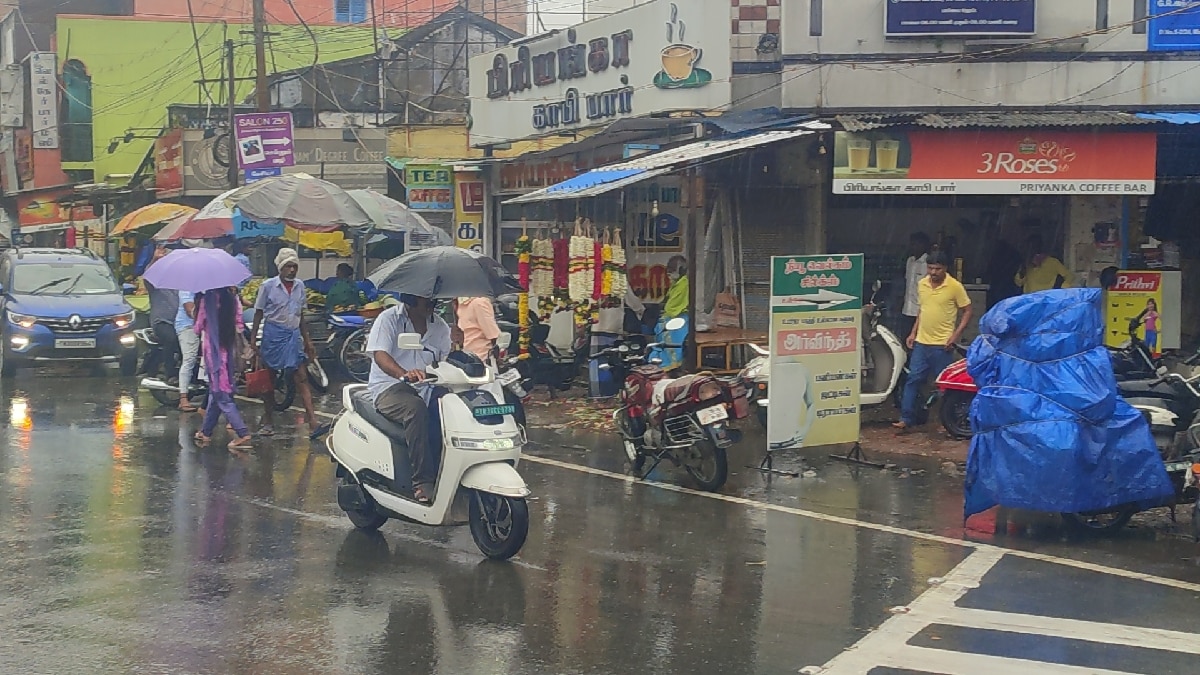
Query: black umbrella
368,246,519,299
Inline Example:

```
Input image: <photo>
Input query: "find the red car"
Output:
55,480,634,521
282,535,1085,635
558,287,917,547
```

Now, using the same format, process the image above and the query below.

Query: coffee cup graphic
661,44,700,82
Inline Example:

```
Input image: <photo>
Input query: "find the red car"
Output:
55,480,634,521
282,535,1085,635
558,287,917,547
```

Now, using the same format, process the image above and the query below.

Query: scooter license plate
474,404,516,418
498,369,521,386
697,404,728,425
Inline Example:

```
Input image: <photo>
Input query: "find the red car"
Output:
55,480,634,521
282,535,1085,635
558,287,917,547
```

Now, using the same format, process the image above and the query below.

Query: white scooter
326,332,532,560
740,280,907,428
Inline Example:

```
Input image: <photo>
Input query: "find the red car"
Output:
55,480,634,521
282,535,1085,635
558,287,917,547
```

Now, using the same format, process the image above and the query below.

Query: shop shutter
736,189,808,332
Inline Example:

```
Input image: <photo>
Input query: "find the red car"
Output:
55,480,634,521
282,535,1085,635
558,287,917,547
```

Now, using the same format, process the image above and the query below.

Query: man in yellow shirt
1015,234,1073,293
895,252,973,432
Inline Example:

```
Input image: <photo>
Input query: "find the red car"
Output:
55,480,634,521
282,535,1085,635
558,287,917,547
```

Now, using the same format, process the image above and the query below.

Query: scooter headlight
452,435,521,451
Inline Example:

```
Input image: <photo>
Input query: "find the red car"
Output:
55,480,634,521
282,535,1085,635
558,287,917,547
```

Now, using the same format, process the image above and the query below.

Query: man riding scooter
364,293,462,505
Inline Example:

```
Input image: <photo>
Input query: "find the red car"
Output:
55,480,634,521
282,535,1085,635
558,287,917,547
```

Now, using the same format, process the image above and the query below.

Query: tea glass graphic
847,139,872,171
661,44,700,81
767,360,814,450
875,140,901,171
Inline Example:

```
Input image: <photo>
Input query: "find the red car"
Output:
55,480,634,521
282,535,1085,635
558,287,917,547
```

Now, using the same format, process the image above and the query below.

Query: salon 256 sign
467,0,731,146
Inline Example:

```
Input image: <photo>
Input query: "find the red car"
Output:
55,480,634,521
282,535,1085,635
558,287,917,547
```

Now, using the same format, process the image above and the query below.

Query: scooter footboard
460,463,531,499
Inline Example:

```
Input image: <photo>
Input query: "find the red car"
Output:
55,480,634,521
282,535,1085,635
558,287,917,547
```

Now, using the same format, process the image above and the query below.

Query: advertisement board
767,255,863,451
154,130,184,197
406,164,454,211
886,0,1036,37
29,53,58,149
467,0,731,146
233,112,295,171
1148,1,1200,51
453,174,484,252
833,131,1157,195
16,189,101,233
1104,270,1181,353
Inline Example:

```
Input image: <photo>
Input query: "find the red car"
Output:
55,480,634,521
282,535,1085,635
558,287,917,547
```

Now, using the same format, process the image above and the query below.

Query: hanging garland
530,235,554,299
568,219,592,304
610,228,628,298
515,225,532,355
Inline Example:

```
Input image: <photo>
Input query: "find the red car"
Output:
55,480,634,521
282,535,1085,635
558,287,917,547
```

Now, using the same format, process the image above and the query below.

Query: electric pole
227,39,239,188
253,0,269,112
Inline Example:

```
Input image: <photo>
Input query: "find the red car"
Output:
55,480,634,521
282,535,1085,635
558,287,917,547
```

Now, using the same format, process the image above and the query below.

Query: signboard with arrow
233,111,295,171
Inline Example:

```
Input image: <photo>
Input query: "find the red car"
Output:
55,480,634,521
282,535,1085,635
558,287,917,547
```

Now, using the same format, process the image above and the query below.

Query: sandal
413,483,434,505
258,424,275,437
193,432,211,445
179,404,198,413
308,423,331,440
228,436,253,450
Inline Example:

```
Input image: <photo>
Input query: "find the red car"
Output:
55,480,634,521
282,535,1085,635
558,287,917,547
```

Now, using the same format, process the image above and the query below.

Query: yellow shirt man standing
1015,234,1073,293
896,252,973,432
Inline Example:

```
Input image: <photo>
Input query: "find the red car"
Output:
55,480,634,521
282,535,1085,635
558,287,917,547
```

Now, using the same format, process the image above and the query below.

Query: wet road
2,375,1200,674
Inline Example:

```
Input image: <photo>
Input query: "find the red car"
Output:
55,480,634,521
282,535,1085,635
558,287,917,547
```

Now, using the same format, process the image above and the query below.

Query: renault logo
68,315,82,330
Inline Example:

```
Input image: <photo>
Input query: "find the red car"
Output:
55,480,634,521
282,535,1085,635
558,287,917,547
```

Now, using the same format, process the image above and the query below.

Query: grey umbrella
368,246,519,299
224,174,375,230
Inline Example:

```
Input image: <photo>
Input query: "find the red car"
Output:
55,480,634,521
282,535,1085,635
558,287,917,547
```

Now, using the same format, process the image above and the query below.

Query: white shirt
366,304,452,403
904,253,928,318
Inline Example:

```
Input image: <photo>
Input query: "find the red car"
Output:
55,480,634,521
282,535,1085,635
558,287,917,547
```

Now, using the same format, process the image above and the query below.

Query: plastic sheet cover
964,288,1174,519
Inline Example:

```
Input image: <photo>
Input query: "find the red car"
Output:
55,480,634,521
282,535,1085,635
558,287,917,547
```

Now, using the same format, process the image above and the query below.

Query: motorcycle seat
350,389,413,491
654,374,703,406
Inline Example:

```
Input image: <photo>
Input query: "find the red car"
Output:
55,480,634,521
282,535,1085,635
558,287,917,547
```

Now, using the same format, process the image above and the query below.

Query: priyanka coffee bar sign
886,0,1036,37
468,0,731,146
832,131,1157,195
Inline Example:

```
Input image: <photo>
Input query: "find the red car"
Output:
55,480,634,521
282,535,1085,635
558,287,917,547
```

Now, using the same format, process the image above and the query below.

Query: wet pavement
2,374,1200,674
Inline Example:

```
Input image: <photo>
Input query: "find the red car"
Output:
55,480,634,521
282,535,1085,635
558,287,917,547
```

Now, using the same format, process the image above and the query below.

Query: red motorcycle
936,359,976,439
607,323,750,492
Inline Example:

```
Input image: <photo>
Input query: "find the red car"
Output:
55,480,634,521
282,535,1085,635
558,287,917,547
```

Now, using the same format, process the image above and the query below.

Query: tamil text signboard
233,112,295,171
30,53,58,149
833,131,1156,195
1148,0,1200,51
885,0,1036,37
767,255,863,451
453,174,485,252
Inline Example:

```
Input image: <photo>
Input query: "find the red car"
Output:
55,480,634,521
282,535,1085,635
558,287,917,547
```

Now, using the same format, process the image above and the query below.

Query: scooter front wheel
469,491,529,560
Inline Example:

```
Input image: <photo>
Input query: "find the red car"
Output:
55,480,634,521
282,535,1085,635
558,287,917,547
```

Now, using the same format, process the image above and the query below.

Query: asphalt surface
2,372,1200,674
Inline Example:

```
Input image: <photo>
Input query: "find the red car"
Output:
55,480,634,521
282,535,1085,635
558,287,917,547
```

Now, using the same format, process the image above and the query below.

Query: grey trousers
375,382,437,487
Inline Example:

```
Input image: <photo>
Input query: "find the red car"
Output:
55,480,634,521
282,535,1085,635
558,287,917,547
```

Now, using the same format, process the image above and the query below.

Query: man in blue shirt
366,294,454,504
175,290,198,412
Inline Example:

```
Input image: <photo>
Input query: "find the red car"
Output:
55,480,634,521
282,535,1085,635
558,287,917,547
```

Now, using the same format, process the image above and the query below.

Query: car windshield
11,263,120,295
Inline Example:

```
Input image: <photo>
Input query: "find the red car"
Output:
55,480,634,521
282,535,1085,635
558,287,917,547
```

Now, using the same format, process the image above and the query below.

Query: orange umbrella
111,203,198,236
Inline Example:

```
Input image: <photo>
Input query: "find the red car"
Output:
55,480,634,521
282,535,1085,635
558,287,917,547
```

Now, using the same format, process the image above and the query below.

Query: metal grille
664,414,705,447
39,317,109,335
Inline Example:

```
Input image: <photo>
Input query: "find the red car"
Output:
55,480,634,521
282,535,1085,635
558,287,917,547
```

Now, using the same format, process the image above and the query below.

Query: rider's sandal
413,484,433,505
258,424,275,437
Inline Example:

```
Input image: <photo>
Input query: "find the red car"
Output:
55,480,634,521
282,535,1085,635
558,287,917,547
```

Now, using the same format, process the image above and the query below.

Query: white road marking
248,395,1200,594
939,607,1200,655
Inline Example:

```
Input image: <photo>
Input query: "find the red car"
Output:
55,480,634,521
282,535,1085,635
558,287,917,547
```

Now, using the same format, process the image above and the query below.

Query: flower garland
592,238,604,300
568,222,592,304
515,231,531,290
515,230,532,355
530,236,554,299
610,229,628,298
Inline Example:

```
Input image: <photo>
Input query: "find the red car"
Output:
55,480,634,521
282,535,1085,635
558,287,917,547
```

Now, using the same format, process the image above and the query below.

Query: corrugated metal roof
837,112,1154,132
1136,112,1200,125
502,124,826,205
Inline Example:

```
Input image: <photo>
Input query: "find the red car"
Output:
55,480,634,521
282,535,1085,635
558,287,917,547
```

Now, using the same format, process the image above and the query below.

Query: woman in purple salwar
193,287,253,450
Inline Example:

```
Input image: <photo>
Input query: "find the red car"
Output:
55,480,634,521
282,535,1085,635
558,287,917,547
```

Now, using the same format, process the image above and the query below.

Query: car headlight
451,436,520,451
6,311,35,329
112,311,135,329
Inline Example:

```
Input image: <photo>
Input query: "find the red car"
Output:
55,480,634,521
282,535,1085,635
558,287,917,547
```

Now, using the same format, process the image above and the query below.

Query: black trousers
375,382,438,487
152,322,182,378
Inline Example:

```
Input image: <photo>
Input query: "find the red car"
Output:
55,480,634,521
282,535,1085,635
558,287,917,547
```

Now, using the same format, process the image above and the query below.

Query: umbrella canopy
347,190,449,242
368,246,518,299
112,203,197,236
142,247,251,292
224,174,371,231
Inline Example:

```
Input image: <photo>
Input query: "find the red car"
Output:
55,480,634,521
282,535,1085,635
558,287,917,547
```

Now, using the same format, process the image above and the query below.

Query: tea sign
467,0,731,147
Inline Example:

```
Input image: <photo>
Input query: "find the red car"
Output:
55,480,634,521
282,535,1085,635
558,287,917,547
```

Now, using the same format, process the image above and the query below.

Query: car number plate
474,404,516,418
55,338,95,349
696,404,728,425
498,369,521,386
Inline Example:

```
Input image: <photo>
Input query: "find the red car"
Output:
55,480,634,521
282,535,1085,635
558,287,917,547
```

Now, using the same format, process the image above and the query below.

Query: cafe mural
467,0,732,147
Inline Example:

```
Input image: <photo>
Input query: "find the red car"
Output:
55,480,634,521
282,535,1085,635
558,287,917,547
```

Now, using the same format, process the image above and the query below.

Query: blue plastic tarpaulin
963,289,1174,519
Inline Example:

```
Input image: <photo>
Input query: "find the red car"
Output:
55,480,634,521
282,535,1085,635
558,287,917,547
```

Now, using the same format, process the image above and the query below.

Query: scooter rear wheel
341,478,389,531
940,390,975,439
469,491,529,560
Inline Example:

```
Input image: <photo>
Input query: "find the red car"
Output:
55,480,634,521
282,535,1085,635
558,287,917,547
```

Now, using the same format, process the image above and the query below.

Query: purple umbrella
142,248,251,292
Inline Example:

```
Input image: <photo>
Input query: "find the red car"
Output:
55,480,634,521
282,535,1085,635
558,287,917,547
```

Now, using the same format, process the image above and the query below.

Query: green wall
57,16,377,184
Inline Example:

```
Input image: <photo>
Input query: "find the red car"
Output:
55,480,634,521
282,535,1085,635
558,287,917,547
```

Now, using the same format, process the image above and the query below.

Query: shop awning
503,124,827,205
1136,112,1200,125
836,111,1155,132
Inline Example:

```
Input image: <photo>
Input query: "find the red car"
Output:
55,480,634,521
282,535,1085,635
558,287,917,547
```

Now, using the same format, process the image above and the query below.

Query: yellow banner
453,172,484,252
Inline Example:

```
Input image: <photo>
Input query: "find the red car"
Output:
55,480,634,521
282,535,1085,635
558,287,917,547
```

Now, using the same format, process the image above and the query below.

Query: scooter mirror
497,332,513,350
396,333,424,350
664,317,686,332
873,279,882,292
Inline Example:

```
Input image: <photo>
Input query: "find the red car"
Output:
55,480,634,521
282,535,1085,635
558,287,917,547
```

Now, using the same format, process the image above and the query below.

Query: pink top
1144,311,1159,332
457,297,500,361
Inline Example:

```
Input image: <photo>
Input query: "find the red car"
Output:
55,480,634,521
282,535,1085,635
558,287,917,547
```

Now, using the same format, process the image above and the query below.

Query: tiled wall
730,0,780,61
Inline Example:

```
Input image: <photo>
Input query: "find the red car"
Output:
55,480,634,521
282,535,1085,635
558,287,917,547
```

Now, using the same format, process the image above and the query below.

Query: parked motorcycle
611,318,751,492
136,327,296,411
326,337,531,560
323,313,373,384
745,281,906,429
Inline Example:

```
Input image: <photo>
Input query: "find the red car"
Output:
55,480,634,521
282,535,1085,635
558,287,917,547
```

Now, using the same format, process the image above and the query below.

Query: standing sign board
1104,270,1182,352
233,112,295,171
768,255,863,451
885,0,1036,37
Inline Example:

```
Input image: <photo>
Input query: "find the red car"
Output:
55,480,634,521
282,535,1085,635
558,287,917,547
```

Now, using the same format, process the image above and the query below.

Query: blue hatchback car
0,248,138,377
